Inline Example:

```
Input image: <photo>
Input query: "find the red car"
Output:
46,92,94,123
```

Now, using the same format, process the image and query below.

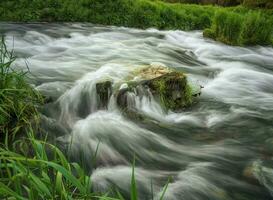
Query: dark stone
96,80,113,109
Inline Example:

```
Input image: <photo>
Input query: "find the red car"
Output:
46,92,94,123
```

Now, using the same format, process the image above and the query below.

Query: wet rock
242,164,260,185
96,80,113,109
116,65,193,112
43,96,54,104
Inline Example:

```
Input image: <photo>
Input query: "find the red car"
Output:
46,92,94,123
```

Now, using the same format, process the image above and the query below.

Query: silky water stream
2,23,273,200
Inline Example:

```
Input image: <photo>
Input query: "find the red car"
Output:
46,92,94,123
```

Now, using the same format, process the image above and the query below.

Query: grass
0,0,272,46
0,37,42,141
0,0,215,30
204,9,273,45
0,134,97,200
0,133,170,199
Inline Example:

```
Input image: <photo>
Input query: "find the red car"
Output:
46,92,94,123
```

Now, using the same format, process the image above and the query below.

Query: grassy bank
0,0,272,46
0,0,215,30
204,8,273,45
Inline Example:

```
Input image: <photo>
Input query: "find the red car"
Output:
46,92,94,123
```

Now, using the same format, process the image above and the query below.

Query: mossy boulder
141,71,192,110
116,65,193,112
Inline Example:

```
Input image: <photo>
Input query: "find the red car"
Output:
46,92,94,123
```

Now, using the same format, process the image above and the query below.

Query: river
2,23,273,200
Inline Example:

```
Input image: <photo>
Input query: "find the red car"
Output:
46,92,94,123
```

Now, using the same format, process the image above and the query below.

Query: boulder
96,80,113,109
116,65,193,112
94,65,197,120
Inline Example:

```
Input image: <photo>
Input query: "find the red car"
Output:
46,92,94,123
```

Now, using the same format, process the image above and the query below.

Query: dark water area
2,23,273,200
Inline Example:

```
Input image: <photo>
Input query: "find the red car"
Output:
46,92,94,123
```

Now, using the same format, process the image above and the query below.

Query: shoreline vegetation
0,0,272,46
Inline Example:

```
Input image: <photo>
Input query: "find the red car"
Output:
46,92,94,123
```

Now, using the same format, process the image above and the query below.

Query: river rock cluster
96,65,194,116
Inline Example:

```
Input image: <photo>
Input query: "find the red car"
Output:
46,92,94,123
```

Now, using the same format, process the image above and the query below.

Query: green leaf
159,177,171,200
0,182,28,200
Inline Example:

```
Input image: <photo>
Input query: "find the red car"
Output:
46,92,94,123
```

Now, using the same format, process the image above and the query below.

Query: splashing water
2,23,273,200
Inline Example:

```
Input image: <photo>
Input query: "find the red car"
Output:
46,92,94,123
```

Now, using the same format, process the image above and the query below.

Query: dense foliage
0,0,272,46
204,9,273,45
0,0,215,30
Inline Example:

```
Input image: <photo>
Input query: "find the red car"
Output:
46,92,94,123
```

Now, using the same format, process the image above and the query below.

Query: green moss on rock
145,71,193,111
116,65,194,112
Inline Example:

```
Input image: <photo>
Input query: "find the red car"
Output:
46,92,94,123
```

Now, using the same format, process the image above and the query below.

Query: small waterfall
57,63,131,127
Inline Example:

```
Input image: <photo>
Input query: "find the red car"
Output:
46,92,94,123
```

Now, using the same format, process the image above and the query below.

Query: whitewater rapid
2,23,273,200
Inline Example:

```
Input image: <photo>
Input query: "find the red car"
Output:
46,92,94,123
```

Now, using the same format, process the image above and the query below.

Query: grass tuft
204,9,273,46
0,37,42,141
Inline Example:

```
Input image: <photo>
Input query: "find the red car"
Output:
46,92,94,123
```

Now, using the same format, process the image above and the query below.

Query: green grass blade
130,157,138,200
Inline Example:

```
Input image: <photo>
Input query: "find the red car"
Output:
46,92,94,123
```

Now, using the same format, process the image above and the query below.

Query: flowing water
2,23,273,200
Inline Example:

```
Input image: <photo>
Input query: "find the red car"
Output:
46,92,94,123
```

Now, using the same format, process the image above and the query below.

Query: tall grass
240,12,273,45
0,37,42,141
0,134,169,199
0,0,272,45
0,134,97,199
204,9,273,45
0,0,215,30
205,10,243,45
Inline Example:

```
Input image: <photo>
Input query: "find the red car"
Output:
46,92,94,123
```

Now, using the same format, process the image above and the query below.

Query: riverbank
0,0,272,46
